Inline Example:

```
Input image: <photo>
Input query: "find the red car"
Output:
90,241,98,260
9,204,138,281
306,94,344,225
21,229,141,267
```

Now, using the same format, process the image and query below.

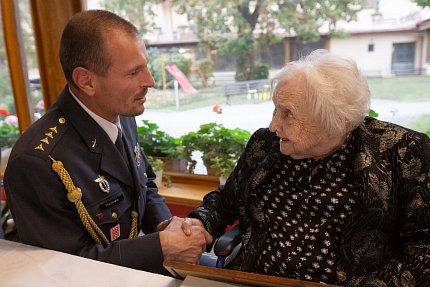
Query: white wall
330,32,422,76
422,30,430,75
150,2,190,42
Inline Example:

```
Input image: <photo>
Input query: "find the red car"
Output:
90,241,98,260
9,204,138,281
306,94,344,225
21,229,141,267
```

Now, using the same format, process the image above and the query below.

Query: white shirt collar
69,88,120,144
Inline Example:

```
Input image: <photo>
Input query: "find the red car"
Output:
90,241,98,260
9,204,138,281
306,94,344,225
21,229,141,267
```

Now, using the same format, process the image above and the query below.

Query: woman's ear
72,67,95,96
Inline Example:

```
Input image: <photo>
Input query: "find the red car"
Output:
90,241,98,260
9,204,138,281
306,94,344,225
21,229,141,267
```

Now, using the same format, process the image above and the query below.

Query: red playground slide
165,64,198,93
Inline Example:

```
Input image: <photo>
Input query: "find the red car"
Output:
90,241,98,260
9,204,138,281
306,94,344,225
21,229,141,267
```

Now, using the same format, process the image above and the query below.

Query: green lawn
409,115,430,136
367,76,430,101
366,76,430,134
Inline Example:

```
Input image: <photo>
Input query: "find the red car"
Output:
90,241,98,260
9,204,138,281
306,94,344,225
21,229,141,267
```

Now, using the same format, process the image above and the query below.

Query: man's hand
156,216,205,236
159,221,213,264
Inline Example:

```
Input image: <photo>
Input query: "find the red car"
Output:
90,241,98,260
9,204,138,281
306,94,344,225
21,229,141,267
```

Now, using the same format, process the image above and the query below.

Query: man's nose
141,69,155,88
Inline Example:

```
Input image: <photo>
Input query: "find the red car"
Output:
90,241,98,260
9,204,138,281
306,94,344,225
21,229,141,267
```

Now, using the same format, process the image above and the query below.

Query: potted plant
0,115,20,239
137,120,190,173
210,156,237,185
147,156,164,186
181,123,251,176
0,120,20,149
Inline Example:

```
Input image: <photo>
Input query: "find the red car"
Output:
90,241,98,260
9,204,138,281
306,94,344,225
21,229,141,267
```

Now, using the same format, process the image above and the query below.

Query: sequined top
253,139,357,283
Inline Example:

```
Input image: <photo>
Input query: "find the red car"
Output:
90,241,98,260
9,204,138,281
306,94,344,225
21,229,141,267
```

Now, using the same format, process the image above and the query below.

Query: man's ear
72,67,95,96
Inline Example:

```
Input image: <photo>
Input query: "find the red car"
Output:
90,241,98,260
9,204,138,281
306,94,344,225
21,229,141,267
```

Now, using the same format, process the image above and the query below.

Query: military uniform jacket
5,87,172,274
190,118,430,286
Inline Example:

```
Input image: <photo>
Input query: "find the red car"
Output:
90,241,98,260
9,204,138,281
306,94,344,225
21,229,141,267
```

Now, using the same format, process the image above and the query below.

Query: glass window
84,0,430,176
391,42,416,75
0,3,19,151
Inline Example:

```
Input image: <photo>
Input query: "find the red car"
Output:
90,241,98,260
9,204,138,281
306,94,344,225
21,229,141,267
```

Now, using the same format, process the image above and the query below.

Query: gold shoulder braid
49,156,139,246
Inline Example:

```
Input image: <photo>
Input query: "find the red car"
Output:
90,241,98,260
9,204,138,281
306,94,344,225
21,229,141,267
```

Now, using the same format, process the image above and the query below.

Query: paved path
137,99,430,138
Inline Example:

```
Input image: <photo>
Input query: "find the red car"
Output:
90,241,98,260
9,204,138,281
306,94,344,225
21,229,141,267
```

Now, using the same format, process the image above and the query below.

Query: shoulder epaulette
32,116,69,156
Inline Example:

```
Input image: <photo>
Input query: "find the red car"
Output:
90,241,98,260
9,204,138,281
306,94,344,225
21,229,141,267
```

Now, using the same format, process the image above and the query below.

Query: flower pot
219,175,228,185
153,156,188,173
203,158,220,176
154,169,163,186
163,158,188,173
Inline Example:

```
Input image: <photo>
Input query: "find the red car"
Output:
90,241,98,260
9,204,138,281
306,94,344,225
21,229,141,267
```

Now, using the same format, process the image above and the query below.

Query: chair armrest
214,225,241,258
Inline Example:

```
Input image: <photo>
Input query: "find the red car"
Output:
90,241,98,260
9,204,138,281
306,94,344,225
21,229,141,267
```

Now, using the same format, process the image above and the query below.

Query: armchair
200,225,242,268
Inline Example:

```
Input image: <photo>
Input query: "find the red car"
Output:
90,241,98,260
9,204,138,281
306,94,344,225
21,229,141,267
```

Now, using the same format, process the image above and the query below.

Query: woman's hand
156,216,206,236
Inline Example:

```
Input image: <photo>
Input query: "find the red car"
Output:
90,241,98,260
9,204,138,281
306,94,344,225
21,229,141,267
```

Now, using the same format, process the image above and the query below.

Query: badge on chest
110,223,121,241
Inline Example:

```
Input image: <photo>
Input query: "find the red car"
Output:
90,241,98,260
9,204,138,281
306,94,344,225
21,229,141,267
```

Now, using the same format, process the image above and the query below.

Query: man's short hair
59,10,140,86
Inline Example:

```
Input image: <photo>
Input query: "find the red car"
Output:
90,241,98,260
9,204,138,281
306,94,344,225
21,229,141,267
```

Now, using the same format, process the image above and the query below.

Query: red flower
212,104,223,114
36,100,44,110
0,108,10,116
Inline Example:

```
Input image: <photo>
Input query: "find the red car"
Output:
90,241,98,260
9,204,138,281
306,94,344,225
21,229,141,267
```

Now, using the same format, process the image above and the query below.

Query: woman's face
269,80,330,159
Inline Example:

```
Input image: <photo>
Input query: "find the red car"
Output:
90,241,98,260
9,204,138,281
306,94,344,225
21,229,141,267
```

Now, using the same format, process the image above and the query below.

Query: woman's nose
269,115,279,133
269,120,277,133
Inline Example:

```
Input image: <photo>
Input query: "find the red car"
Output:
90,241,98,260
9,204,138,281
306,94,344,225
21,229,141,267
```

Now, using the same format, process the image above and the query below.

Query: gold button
112,212,118,219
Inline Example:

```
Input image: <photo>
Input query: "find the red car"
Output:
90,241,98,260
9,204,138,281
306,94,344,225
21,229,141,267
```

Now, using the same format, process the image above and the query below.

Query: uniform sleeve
4,153,169,275
141,152,171,234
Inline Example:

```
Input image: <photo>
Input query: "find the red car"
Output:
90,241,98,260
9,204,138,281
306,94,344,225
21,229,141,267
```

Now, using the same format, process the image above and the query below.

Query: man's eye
273,108,277,116
129,70,139,76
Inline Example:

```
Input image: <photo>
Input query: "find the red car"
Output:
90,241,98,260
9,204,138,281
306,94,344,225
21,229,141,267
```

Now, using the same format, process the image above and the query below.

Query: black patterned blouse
190,118,430,286
253,139,357,283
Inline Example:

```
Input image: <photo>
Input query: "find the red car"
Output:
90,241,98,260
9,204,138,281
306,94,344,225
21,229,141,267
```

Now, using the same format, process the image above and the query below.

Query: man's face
92,31,155,122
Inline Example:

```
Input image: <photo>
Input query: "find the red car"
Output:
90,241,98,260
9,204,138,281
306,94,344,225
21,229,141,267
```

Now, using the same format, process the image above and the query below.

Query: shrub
251,64,269,80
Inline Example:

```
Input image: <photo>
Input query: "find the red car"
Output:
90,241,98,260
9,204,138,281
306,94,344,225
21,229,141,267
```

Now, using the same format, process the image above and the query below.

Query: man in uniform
4,10,211,275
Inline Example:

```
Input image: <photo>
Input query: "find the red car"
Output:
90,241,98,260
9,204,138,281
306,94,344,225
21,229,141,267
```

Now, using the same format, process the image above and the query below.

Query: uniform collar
69,88,120,144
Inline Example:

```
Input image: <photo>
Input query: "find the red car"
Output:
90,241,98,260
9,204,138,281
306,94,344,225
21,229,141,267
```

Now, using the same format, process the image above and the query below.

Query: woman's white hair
272,49,371,135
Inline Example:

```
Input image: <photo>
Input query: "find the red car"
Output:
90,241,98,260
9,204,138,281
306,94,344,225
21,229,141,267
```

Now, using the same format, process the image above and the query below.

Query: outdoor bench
223,79,271,104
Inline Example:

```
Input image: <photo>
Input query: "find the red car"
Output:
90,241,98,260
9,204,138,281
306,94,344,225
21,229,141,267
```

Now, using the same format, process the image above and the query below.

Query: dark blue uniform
4,87,171,274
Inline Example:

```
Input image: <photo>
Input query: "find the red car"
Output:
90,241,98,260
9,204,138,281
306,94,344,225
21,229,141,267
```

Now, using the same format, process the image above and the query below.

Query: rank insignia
94,175,110,193
134,142,141,168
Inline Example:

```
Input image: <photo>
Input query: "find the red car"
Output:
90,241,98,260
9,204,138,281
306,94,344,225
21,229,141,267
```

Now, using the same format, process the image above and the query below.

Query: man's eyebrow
125,64,146,73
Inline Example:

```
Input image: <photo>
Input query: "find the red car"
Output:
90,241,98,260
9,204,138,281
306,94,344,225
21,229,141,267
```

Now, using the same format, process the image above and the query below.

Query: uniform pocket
86,184,132,225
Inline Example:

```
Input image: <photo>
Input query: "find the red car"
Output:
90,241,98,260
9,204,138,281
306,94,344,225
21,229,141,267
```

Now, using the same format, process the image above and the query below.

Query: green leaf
368,109,379,118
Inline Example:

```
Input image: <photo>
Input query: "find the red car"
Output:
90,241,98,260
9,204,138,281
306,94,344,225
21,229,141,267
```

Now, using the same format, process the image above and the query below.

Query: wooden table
164,260,341,287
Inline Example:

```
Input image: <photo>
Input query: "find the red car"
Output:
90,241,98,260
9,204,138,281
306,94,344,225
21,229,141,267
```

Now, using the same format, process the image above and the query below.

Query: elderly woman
189,50,430,286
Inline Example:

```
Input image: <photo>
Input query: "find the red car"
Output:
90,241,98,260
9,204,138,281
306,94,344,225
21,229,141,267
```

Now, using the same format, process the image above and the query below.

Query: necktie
115,127,130,167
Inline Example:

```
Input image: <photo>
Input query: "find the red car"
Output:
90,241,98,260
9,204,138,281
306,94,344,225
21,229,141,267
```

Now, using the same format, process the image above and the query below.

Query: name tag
100,194,124,210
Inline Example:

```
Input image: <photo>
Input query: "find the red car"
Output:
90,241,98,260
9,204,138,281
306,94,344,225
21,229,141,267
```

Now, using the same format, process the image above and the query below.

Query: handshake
156,216,213,264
